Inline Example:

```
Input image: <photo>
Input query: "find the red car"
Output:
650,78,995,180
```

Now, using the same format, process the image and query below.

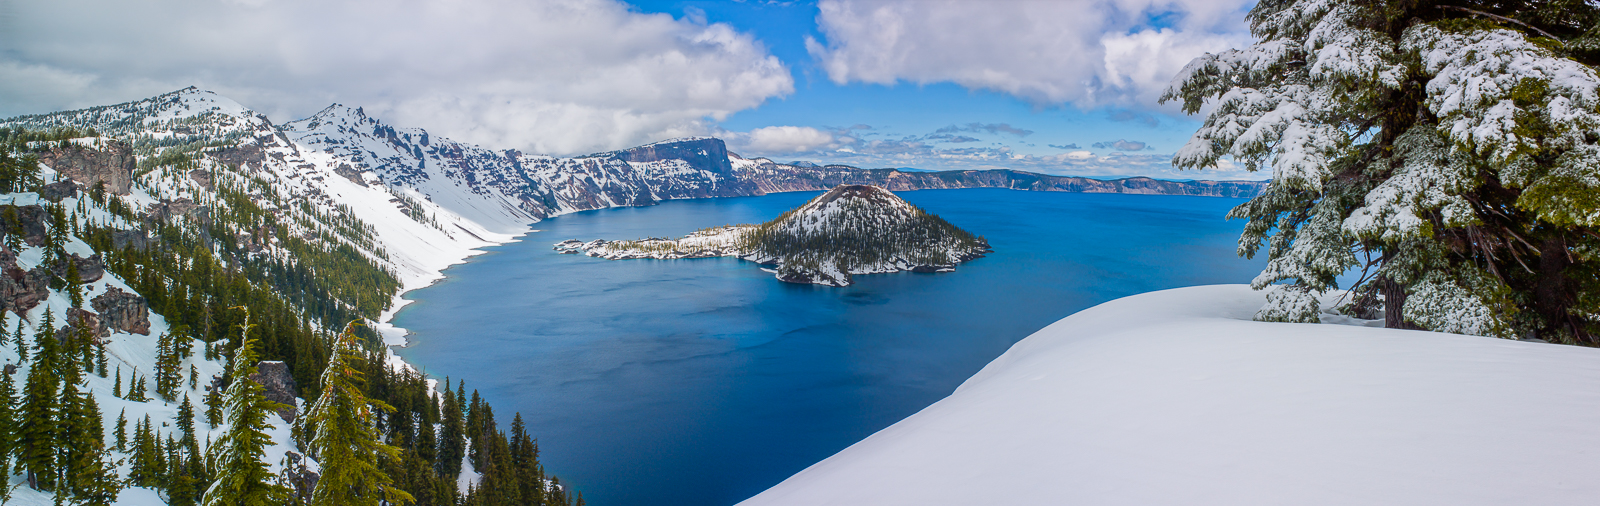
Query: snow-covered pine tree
303,321,414,506
202,308,293,506
1163,0,1600,341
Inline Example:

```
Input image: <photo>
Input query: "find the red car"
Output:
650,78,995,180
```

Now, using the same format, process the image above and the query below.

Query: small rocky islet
554,185,992,286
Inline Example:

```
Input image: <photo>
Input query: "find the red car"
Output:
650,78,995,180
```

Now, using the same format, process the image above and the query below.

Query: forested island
554,185,991,286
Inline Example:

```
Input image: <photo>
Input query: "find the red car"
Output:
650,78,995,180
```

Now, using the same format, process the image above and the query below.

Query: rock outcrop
34,141,136,194
62,307,106,341
91,287,150,335
38,179,78,202
0,205,50,248
52,252,104,283
111,229,149,251
250,360,298,422
282,451,320,502
0,262,50,317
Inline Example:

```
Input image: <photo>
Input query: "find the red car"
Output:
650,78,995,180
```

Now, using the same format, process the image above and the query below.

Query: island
553,185,992,286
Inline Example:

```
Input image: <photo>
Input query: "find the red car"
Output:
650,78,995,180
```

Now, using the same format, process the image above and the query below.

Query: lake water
392,189,1265,505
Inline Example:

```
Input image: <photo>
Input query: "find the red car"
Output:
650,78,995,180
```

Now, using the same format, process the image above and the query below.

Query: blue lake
392,189,1265,505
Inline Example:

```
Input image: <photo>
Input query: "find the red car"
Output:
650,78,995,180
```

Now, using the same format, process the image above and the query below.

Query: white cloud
731,126,838,154
0,0,793,155
807,0,1252,110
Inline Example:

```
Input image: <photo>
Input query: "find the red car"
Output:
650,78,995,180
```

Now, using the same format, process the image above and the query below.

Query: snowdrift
739,284,1600,506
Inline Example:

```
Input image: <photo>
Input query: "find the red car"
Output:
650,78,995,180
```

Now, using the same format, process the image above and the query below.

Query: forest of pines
0,127,581,505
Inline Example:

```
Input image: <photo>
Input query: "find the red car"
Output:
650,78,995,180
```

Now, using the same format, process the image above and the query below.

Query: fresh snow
739,284,1600,506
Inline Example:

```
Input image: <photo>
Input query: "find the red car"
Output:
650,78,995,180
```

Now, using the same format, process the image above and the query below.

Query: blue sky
617,0,1258,179
0,0,1261,179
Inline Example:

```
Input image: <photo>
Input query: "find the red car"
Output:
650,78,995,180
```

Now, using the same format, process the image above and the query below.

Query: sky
0,0,1262,180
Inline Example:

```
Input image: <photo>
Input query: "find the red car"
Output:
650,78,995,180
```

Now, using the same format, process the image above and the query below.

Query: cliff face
730,158,1267,198
34,140,137,194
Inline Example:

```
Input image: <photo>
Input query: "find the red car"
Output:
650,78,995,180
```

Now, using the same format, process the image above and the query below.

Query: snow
739,284,1600,506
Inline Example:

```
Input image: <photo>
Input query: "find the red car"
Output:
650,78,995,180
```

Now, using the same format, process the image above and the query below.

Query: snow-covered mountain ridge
553,185,992,286
2,86,1264,307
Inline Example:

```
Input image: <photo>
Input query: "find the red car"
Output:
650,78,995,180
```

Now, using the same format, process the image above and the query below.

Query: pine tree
305,321,414,506
0,370,17,478
13,317,26,362
114,409,127,452
127,374,149,402
156,331,182,401
17,313,61,490
202,308,292,506
61,384,119,505
437,380,466,480
204,384,223,429
1163,0,1600,340
112,366,122,398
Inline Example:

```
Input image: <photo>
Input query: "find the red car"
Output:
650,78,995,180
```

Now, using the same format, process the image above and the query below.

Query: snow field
740,284,1600,506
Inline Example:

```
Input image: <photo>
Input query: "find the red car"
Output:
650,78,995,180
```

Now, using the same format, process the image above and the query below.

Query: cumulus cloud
1093,139,1150,151
0,0,793,155
806,0,1252,110
1049,143,1082,150
731,126,838,153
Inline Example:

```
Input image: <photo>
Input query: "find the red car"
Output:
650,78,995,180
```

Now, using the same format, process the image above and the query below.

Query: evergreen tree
112,366,122,398
61,384,118,505
17,313,60,490
304,321,414,505
204,384,223,429
437,380,465,480
155,331,182,401
114,409,127,452
1164,0,1600,341
202,308,292,506
127,374,149,402
13,318,25,362
0,370,16,478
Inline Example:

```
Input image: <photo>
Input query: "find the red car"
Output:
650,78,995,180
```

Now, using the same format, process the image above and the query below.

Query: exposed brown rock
251,360,298,422
91,287,149,335
38,179,78,202
282,451,319,502
188,169,213,190
0,263,51,317
52,252,104,283
34,141,136,194
62,307,107,342
0,205,50,248
111,229,149,251
334,164,368,187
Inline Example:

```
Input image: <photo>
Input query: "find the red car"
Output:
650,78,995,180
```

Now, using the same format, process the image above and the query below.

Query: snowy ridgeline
552,185,992,286
739,285,1600,506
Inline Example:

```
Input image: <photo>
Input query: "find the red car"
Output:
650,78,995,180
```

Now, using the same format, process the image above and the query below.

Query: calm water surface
392,189,1264,505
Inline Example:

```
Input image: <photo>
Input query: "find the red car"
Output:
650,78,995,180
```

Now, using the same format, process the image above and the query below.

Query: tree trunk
1380,249,1414,329
1535,234,1580,341
1382,274,1410,329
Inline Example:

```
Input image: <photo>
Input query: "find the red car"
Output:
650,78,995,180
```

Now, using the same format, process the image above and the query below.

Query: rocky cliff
729,156,1266,198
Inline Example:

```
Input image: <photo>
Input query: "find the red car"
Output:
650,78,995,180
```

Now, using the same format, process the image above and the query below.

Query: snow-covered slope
739,285,1600,506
